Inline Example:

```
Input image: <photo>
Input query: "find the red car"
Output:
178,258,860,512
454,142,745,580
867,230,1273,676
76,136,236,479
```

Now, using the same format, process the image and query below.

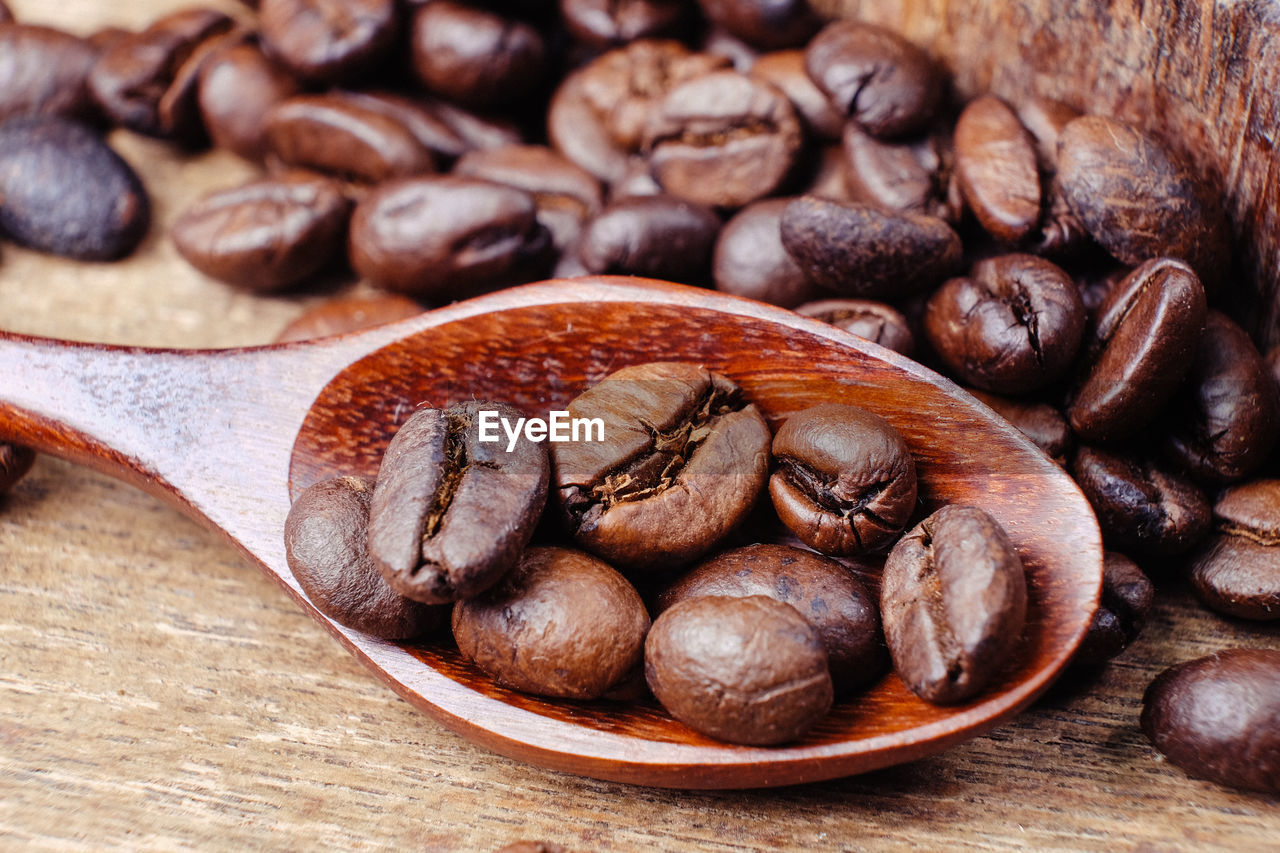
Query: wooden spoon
0,277,1100,789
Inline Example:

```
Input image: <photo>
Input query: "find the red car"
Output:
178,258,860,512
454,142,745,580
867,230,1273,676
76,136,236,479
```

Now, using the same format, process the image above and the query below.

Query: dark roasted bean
750,50,845,142
1188,480,1280,621
1072,552,1153,668
259,0,399,85
713,198,818,308
577,194,720,281
197,40,300,162
953,95,1041,243
795,298,915,355
840,123,952,219
697,0,821,50
0,24,101,124
559,0,689,48
410,2,545,109
966,389,1072,466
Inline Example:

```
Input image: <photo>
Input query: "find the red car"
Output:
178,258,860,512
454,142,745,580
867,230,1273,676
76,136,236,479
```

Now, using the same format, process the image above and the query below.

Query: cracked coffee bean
645,595,833,745
410,2,545,109
1188,479,1280,621
1142,649,1280,793
769,403,917,557
697,0,821,50
0,117,149,260
197,39,300,163
1071,445,1210,557
1056,115,1229,287
658,543,886,695
1072,552,1153,667
453,546,649,699
0,24,101,125
367,401,549,604
643,70,802,209
924,254,1085,394
794,298,915,356
953,95,1041,244
804,21,941,139
559,0,690,48
285,476,444,639
1067,257,1206,443
780,197,962,298
552,362,771,574
1163,311,1279,485
713,198,819,308
172,173,352,292
966,389,1071,466
750,50,845,142
840,124,953,220
348,175,552,301
260,0,400,85
577,194,720,281
881,505,1027,704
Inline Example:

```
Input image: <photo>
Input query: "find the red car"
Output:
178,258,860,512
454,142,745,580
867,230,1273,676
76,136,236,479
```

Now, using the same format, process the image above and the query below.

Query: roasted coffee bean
260,0,399,84
327,91,492,165
1072,552,1153,667
925,254,1085,394
697,0,821,50
645,595,833,745
1057,116,1229,287
780,197,962,298
284,476,444,639
85,27,132,53
804,21,940,139
0,24,100,124
368,401,549,604
1164,311,1280,484
497,843,568,853
453,546,649,699
547,40,729,184
411,2,545,108
349,176,551,301
953,95,1041,243
275,293,423,343
840,124,952,219
701,27,759,73
712,198,818,308
1016,96,1080,173
750,50,844,142
88,9,236,143
1074,264,1127,316
803,144,853,200
794,298,915,355
1188,480,1280,621
965,389,1072,466
197,40,300,162
559,0,689,48
1071,445,1210,557
265,93,438,184
770,403,916,556
577,195,720,281
173,174,352,292
454,144,603,252
553,362,771,573
881,505,1027,704
1268,344,1280,400
643,70,802,208
658,544,885,694
1012,97,1091,257
422,98,523,157
1142,649,1280,793
0,117,149,260
0,442,34,493
1068,258,1206,443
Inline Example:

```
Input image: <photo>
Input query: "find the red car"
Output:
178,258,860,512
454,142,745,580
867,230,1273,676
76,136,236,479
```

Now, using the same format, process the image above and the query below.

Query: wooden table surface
1,2,1278,850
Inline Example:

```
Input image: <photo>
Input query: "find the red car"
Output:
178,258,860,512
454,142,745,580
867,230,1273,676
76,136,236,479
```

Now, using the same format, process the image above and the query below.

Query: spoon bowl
0,277,1100,789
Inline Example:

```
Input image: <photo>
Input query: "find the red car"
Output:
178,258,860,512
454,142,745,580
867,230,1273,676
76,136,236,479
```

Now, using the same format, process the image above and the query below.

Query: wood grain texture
0,0,1277,849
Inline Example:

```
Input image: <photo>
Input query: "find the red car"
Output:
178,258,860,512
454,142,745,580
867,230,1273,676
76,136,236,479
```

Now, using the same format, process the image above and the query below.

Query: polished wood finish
0,277,1101,788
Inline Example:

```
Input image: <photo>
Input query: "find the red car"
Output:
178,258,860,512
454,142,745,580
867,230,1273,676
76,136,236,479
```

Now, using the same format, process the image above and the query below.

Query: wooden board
1,0,1277,849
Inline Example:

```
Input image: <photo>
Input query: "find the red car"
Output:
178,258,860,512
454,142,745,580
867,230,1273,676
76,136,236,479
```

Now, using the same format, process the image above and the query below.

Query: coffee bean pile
288,361,1028,746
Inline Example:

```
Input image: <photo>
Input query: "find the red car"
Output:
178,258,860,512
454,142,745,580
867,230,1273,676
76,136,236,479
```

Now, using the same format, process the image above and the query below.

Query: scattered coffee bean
770,403,917,556
953,95,1041,243
794,298,915,356
349,176,552,301
1067,257,1206,443
285,476,444,639
713,198,819,308
1188,479,1280,621
275,293,424,343
0,442,34,493
172,173,352,292
658,543,885,694
1057,116,1229,287
368,401,549,604
453,546,649,699
924,254,1085,394
0,117,149,260
259,0,400,85
645,595,833,745
1142,649,1280,793
750,50,845,142
1071,445,1210,557
697,0,821,50
197,39,300,162
410,2,545,109
804,21,941,138
553,362,771,573
966,389,1071,466
0,24,101,125
1072,552,1153,668
840,124,952,219
781,197,962,298
643,70,802,208
577,194,720,281
1164,311,1280,485
559,0,689,48
881,505,1027,704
